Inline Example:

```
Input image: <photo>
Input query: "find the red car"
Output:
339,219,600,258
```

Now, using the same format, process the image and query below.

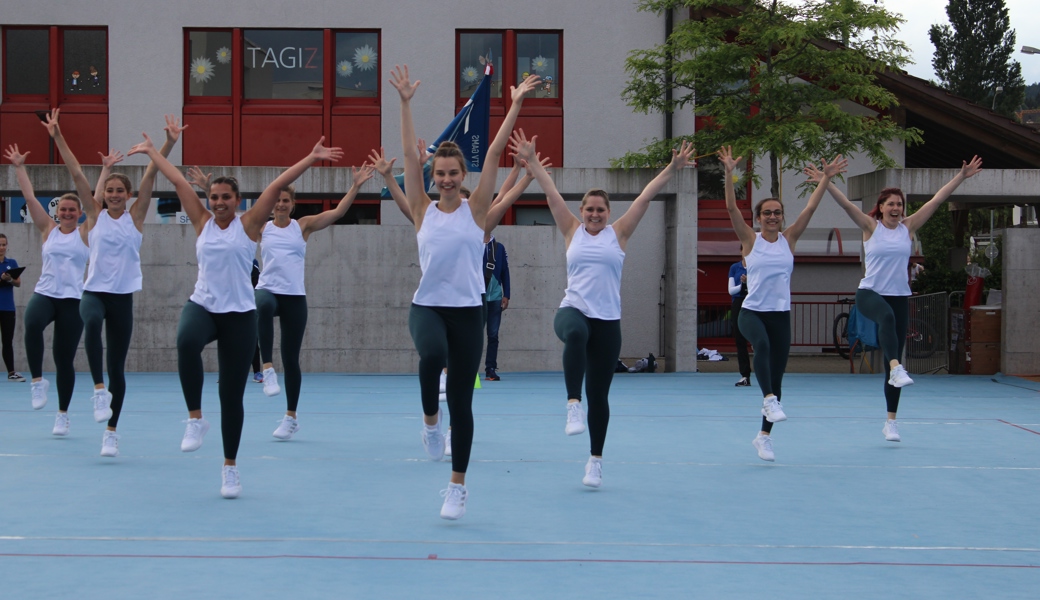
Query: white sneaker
221,465,241,499
761,395,787,423
262,367,281,397
753,434,775,461
180,418,210,452
888,365,914,388
52,412,70,436
272,415,299,440
565,401,586,436
31,378,50,410
582,456,603,488
422,417,445,461
440,483,467,520
92,389,113,423
883,419,901,442
444,428,452,457
101,430,120,457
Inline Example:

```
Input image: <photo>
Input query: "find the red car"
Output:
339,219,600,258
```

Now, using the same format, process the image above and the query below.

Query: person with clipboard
0,233,26,381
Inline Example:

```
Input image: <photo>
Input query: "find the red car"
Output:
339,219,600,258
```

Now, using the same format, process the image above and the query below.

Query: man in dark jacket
483,236,510,380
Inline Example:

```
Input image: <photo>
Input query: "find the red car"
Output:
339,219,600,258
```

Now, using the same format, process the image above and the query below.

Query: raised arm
389,65,429,228
368,147,412,224
4,145,56,235
491,161,522,210
511,130,580,241
784,155,848,248
128,133,209,235
299,164,375,239
485,153,550,235
92,149,124,212
803,163,875,235
613,140,695,247
42,109,98,221
468,74,542,218
131,114,187,228
903,156,982,235
720,146,757,254
242,137,342,239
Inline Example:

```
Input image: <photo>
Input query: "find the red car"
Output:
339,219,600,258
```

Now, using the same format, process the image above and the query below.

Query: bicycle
832,297,857,360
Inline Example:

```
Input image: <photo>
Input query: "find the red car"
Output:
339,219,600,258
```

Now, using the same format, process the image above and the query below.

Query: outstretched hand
509,129,537,163
127,133,156,157
718,146,743,172
511,74,542,103
803,163,824,184
164,114,188,144
3,144,29,167
389,65,420,102
310,137,343,162
352,163,376,187
416,138,430,165
669,140,696,171
821,155,848,179
367,147,396,176
40,108,61,138
960,155,983,179
186,166,212,191
99,148,125,169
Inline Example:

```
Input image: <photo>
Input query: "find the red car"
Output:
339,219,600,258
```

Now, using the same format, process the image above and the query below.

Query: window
291,198,380,225
182,28,380,167
515,32,559,100
1,26,108,165
459,32,503,99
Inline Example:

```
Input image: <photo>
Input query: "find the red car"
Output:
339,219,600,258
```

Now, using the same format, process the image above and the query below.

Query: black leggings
1,310,15,374
554,307,622,457
731,297,751,379
80,291,134,428
855,289,908,414
24,293,83,411
177,301,257,460
737,309,790,434
255,290,308,412
408,303,484,474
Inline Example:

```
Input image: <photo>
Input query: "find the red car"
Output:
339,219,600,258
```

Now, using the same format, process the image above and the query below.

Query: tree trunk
769,151,779,199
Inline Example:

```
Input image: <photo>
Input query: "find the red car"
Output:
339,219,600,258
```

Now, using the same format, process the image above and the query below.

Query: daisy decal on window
215,47,232,64
461,65,480,83
531,55,549,73
190,57,216,83
337,60,354,78
353,45,377,71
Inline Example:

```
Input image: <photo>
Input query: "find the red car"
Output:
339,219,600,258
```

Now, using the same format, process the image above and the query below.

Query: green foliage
929,0,1026,116
1024,83,1039,110
910,202,1010,295
617,0,922,197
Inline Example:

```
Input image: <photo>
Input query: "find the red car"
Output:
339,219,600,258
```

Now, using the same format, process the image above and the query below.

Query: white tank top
412,200,485,307
742,232,793,312
190,216,257,313
35,227,89,299
859,221,911,296
257,220,306,295
84,210,143,294
560,225,625,320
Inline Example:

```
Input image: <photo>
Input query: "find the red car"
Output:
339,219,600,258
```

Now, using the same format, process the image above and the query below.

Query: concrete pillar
664,169,698,372
1002,228,1040,375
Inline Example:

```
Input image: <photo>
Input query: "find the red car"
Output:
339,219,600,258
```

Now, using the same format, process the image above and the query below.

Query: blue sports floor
2,371,1038,598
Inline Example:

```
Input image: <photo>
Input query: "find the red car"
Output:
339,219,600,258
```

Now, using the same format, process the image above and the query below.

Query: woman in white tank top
514,132,695,488
130,133,342,499
44,110,186,458
255,165,375,441
4,143,89,427
723,146,847,463
814,155,982,443
390,64,542,520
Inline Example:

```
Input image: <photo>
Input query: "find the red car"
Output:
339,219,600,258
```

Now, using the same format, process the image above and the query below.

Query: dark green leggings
255,290,307,412
554,307,622,457
855,289,908,414
408,303,484,474
177,301,257,460
24,293,83,411
80,291,134,428
737,309,790,434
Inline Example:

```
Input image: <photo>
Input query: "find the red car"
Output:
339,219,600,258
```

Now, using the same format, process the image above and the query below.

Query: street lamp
992,85,1003,110
1022,46,1040,54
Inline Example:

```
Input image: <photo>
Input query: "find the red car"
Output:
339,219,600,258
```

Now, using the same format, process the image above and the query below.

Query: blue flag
383,62,493,198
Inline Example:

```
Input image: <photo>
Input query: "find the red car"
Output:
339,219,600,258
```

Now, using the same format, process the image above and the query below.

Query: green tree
929,0,1026,116
617,0,922,198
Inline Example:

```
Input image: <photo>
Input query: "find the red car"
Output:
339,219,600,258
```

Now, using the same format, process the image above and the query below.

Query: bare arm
42,109,98,222
804,163,875,235
903,156,982,235
92,149,124,212
613,140,694,248
131,114,187,228
511,130,580,241
784,155,848,249
368,147,412,224
389,65,429,230
4,145,56,236
485,154,550,235
491,161,522,210
299,164,375,239
719,146,757,254
128,134,210,235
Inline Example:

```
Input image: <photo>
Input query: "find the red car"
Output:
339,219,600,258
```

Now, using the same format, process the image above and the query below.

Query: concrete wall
1002,228,1040,376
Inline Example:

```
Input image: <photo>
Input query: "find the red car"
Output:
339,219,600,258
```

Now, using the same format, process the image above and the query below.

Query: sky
891,0,1040,85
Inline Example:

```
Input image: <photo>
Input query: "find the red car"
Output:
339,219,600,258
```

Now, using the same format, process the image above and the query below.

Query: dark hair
581,189,610,210
753,197,783,218
0,233,7,242
210,176,240,197
280,184,296,202
460,186,472,198
869,187,905,220
432,141,467,174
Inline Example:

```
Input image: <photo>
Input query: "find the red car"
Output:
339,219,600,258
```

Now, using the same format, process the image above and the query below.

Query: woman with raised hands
809,155,982,443
721,146,847,462
255,163,375,441
43,109,185,457
128,134,342,499
513,131,694,488
390,63,540,520
3,144,89,427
